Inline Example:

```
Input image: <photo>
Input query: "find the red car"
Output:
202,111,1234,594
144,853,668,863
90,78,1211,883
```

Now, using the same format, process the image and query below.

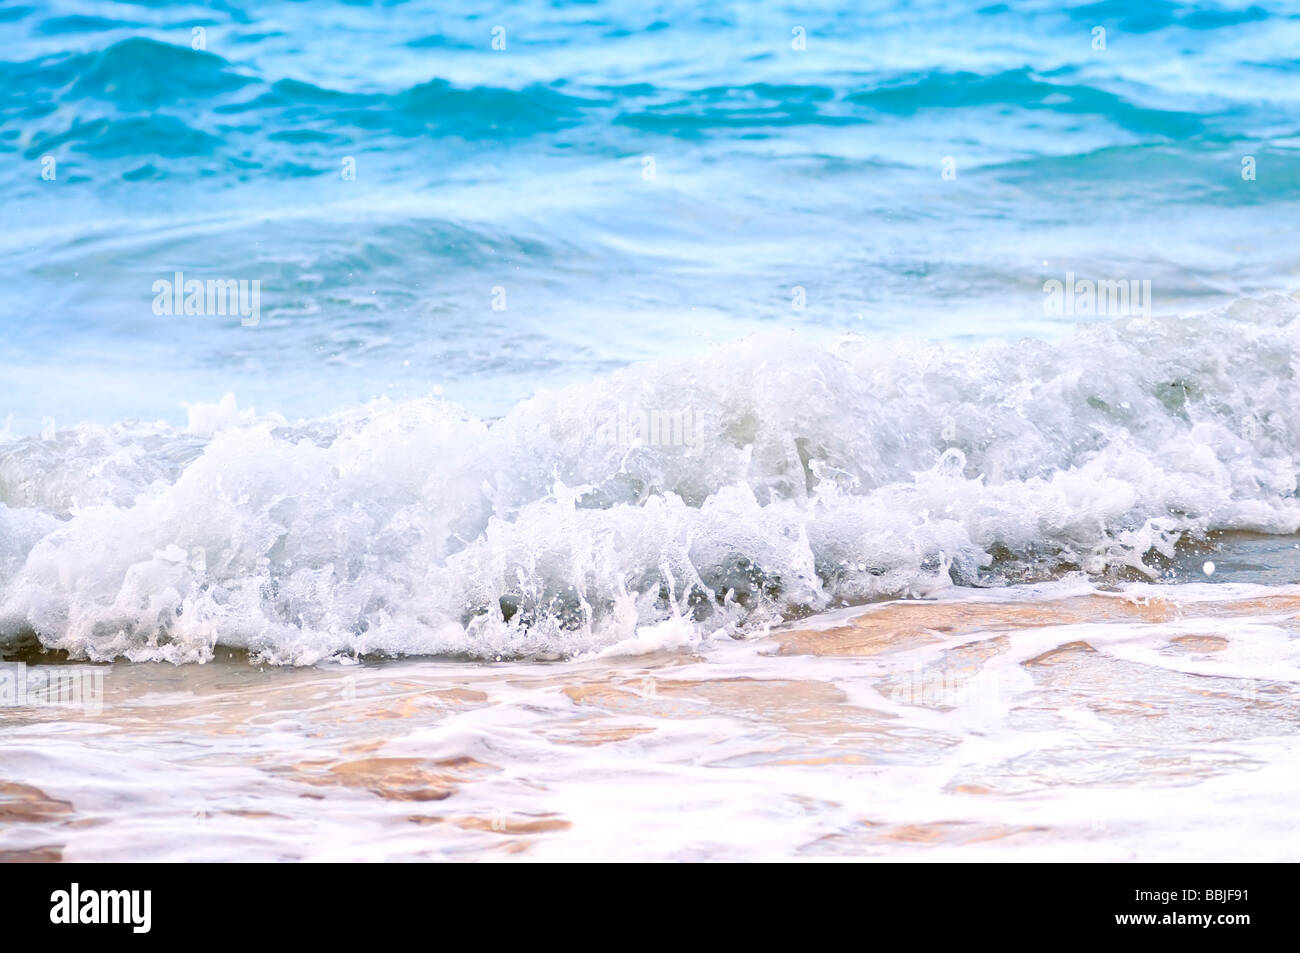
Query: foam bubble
2,294,1299,664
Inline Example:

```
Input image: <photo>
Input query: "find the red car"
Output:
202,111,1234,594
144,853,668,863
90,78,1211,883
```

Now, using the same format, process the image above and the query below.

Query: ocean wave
1064,0,1273,33
9,30,1290,186
846,67,1207,137
3,294,1300,664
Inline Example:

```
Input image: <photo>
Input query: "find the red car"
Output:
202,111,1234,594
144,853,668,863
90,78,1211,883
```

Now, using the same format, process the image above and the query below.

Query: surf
3,293,1299,664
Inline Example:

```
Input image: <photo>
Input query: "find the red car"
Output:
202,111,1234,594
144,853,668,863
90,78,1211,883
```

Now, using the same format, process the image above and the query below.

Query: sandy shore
3,581,1299,861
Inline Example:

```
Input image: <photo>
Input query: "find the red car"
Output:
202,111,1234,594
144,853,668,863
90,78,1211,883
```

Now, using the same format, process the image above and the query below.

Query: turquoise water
4,2,1300,663
4,0,1299,429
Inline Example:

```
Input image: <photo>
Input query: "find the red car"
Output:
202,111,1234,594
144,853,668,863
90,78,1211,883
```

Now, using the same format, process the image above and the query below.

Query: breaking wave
3,294,1300,663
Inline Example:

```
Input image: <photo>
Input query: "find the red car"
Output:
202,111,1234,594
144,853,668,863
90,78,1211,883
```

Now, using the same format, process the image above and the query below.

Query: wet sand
3,573,1299,861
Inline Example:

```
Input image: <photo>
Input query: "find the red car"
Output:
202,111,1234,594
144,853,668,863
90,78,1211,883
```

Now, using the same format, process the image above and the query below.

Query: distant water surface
2,0,1298,427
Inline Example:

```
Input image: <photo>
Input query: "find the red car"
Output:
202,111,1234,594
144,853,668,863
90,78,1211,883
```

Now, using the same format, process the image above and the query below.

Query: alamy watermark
886,663,1002,711
1,662,106,714
50,884,150,933
594,404,699,449
152,271,261,326
1043,272,1152,317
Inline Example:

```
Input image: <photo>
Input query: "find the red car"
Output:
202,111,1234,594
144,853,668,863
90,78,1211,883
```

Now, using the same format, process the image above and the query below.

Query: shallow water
4,572,1299,861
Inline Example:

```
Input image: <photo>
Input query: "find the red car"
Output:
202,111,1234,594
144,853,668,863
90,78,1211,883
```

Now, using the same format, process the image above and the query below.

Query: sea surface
2,0,1300,860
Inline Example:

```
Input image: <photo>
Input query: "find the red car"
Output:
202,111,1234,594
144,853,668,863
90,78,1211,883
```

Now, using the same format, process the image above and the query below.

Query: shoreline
4,576,1298,861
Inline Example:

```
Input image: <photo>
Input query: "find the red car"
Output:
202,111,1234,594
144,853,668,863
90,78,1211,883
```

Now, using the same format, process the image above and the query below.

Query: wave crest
3,294,1300,663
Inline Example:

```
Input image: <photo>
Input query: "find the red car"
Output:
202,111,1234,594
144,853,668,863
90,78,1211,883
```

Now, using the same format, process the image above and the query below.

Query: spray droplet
1203,561,1215,576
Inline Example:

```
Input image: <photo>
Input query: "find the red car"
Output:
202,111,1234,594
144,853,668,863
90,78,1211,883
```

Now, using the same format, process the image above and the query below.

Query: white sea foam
2,293,1299,664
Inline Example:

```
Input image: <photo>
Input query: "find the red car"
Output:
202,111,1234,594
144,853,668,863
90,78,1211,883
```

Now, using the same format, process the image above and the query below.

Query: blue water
6,1,1300,663
2,0,1299,431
